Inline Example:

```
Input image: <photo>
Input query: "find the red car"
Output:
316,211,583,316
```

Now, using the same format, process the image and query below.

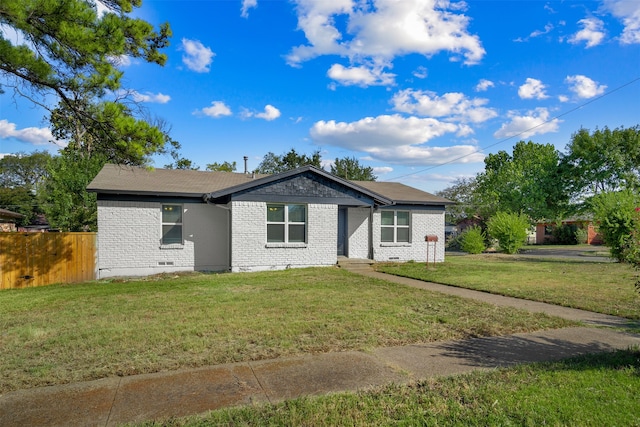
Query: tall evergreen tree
330,156,376,181
1,0,172,164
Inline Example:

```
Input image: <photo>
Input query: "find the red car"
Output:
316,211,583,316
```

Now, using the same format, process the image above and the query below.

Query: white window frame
266,204,307,244
161,204,183,245
381,210,411,243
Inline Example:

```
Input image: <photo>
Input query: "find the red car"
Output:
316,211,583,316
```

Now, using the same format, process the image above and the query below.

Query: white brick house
87,164,452,278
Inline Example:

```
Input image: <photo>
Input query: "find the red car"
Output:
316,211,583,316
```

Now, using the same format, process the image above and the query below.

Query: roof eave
87,188,205,199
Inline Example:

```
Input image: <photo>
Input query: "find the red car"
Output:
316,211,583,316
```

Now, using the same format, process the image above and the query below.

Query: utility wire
382,76,640,183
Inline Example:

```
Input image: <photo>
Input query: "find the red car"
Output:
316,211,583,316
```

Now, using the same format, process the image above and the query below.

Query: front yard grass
135,348,640,426
377,254,640,319
0,267,573,393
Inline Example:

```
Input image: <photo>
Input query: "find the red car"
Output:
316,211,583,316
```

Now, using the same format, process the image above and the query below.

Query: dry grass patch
0,267,574,393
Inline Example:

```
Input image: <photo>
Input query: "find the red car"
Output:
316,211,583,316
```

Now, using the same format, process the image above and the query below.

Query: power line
383,76,640,183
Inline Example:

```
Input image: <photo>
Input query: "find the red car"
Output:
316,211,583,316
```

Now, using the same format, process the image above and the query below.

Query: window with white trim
381,210,410,243
162,204,183,245
267,204,306,243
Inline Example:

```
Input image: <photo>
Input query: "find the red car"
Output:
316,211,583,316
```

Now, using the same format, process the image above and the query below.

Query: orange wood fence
0,233,96,290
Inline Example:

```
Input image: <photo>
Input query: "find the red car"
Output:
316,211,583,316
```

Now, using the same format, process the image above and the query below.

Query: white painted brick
96,201,228,278
230,201,337,272
372,209,445,263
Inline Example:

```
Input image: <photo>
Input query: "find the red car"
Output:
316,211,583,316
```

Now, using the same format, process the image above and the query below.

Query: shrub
575,227,588,245
460,226,486,254
487,211,529,254
590,190,640,262
552,224,578,245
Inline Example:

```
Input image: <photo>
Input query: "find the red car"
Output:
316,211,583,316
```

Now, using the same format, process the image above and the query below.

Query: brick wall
230,201,337,272
96,201,228,278
372,208,445,263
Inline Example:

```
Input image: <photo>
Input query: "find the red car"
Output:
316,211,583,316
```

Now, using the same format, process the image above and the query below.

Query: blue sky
1,0,639,193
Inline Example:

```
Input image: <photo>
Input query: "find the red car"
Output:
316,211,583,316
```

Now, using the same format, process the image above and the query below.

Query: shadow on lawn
435,332,640,369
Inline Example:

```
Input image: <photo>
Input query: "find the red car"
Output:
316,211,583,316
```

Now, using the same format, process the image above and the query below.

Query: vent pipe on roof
243,156,248,174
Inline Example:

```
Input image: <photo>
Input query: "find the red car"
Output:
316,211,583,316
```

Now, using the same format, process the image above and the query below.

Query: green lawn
134,349,640,426
0,268,573,393
377,254,640,319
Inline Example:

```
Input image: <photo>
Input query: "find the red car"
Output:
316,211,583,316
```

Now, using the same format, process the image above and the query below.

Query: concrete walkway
2,268,639,427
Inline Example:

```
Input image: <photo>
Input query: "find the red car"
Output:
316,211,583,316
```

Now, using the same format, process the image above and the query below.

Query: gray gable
220,170,379,206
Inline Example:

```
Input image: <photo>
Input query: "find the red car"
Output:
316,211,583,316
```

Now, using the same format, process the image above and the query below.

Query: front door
337,207,347,256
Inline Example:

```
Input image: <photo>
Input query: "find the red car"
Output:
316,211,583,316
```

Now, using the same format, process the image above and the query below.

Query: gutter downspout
369,205,374,260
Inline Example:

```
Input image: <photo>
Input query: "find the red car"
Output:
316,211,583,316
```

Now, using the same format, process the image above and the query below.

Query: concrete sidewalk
1,270,639,426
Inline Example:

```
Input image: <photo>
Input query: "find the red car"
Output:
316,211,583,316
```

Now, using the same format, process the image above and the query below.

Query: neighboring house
87,164,452,278
536,219,603,245
0,208,24,232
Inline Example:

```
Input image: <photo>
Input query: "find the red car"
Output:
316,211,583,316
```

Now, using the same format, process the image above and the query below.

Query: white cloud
181,38,215,73
568,18,606,47
0,120,55,146
241,0,258,18
109,55,132,67
391,89,498,123
242,105,281,121
310,114,485,166
256,105,281,121
327,63,396,86
565,75,607,99
530,23,554,38
518,78,549,100
373,166,394,175
603,0,640,44
92,0,110,16
286,0,485,86
475,79,494,92
493,108,562,139
130,90,171,104
412,66,428,79
198,101,232,118
558,95,570,102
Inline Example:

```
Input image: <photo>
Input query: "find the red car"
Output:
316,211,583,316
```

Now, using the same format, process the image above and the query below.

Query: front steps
337,257,375,271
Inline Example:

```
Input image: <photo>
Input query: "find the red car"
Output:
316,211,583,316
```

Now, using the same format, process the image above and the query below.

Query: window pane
397,227,410,242
162,225,182,244
267,224,285,242
288,205,306,223
381,227,394,242
397,211,410,226
162,205,182,223
288,224,305,242
381,211,394,225
267,205,285,222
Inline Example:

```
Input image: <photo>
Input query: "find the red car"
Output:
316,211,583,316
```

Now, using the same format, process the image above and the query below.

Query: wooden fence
0,232,96,290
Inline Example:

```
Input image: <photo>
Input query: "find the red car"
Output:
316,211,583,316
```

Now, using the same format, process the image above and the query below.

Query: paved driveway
518,247,613,262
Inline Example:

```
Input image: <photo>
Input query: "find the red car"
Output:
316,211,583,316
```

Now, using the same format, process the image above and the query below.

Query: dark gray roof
353,180,453,205
88,164,451,206
87,164,269,197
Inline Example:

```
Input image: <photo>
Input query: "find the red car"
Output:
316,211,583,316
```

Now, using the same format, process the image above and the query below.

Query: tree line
437,126,640,225
437,125,640,263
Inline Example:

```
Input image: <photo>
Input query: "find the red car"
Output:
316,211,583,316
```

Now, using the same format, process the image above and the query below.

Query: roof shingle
87,164,451,205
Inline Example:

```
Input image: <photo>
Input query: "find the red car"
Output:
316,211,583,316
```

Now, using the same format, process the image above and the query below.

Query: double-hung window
381,210,410,243
267,204,306,243
162,204,183,245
